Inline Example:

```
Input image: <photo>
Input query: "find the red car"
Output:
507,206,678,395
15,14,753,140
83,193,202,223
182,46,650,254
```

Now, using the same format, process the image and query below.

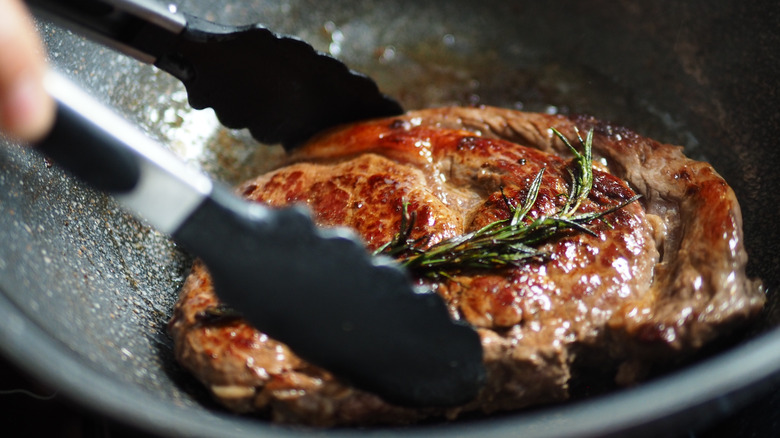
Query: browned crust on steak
168,106,764,426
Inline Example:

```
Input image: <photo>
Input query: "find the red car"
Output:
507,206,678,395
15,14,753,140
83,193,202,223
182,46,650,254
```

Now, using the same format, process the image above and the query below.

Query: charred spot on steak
168,106,764,426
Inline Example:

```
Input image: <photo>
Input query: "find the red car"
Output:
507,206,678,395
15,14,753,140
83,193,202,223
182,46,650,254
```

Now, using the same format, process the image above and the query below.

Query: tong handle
26,0,185,64
38,71,212,234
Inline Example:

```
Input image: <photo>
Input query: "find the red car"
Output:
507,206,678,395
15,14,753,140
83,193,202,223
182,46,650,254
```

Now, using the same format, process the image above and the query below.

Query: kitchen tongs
27,0,402,149
28,1,485,407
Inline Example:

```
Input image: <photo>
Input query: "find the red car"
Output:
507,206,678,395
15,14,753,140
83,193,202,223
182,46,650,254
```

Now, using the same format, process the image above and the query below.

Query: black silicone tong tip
27,0,403,149
174,189,486,407
159,16,404,150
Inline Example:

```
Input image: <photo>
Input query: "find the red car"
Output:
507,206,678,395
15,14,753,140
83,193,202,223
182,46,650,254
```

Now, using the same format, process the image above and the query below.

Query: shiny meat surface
168,107,764,426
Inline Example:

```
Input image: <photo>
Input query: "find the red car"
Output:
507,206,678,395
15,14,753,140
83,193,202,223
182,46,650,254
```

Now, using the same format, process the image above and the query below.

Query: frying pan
1,0,778,436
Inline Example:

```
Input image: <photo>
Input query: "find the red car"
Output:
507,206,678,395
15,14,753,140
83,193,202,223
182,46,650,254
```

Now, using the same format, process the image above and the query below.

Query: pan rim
2,285,780,437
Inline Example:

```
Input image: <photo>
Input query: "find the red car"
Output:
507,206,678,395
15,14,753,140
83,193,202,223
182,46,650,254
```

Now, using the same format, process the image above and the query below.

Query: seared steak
168,107,764,426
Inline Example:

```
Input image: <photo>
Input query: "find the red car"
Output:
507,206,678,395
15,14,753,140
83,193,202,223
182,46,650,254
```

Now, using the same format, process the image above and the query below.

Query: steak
168,106,764,426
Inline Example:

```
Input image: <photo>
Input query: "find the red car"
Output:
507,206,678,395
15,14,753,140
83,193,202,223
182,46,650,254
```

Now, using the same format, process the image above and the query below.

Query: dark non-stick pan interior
1,1,778,437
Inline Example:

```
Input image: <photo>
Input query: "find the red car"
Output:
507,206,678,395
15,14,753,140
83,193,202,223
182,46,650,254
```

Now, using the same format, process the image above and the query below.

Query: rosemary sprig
375,128,641,279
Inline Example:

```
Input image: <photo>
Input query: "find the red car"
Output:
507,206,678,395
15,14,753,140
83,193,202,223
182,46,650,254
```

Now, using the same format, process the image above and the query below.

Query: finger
0,0,55,142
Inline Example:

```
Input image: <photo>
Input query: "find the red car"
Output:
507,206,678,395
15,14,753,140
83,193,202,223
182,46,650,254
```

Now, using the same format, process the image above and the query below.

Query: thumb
0,0,55,143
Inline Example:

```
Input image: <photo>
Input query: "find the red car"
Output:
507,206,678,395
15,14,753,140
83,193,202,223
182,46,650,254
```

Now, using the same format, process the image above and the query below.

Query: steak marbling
168,107,764,426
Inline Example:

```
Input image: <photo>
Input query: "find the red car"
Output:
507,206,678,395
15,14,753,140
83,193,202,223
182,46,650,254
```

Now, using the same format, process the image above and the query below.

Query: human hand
0,0,55,142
